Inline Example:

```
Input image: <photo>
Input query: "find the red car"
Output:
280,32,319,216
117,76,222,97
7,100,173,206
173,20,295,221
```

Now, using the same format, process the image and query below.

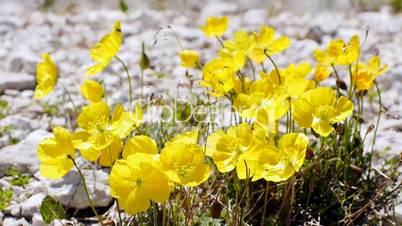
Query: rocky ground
0,0,401,225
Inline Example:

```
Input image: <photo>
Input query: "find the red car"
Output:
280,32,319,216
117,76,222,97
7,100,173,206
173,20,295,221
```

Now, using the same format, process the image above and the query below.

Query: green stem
288,176,296,225
140,69,144,102
369,81,382,176
68,156,104,226
260,181,270,226
264,50,281,84
115,55,133,108
61,84,78,114
348,65,353,98
116,199,123,226
216,37,225,48
331,64,341,97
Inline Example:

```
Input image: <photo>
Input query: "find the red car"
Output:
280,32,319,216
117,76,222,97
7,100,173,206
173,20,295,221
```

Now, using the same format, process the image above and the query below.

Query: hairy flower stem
264,50,281,84
331,64,341,97
115,55,133,108
115,199,123,226
216,37,225,48
140,68,144,102
287,176,296,226
369,81,382,178
68,156,104,226
348,65,353,98
61,84,78,115
260,181,270,226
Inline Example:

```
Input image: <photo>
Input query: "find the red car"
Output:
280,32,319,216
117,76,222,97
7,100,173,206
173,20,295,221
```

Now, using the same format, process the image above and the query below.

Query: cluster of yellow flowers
33,16,388,217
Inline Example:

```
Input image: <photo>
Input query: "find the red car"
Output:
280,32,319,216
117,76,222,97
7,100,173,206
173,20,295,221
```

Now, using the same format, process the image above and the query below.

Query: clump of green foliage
0,187,13,211
0,99,9,120
5,168,31,188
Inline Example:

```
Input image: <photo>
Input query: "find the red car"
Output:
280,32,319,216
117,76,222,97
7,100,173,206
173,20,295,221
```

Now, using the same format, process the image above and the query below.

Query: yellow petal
123,135,158,159
205,130,225,157
80,79,104,102
312,120,334,137
77,101,110,130
331,96,354,123
34,53,58,99
98,137,122,166
199,16,228,37
179,50,200,68
86,21,122,76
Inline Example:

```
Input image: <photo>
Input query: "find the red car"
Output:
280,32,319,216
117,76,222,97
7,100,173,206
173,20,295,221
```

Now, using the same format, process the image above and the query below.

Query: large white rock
47,169,112,209
0,72,36,92
0,130,51,176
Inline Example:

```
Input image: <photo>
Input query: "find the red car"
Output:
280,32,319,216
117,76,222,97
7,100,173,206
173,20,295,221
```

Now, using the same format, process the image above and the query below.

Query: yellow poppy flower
109,153,171,214
352,56,388,91
207,123,264,178
179,50,200,68
77,102,136,149
122,135,158,159
80,79,104,102
313,35,360,66
252,133,309,182
235,64,313,121
223,30,254,54
34,53,58,99
37,127,75,179
248,26,291,64
314,64,332,82
86,21,122,76
159,131,210,186
200,57,236,97
218,48,246,72
72,131,122,167
293,87,354,137
200,16,228,37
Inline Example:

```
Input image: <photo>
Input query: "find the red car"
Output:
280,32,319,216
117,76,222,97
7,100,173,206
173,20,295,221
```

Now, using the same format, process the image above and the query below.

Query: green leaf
119,0,128,13
40,195,66,224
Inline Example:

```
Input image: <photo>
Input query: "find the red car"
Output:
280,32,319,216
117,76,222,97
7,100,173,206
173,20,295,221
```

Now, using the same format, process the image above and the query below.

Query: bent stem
61,84,78,115
68,156,104,226
331,64,341,97
264,50,281,84
115,55,133,108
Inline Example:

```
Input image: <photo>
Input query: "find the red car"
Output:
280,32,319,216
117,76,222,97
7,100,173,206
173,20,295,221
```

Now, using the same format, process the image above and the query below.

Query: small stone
2,217,30,226
395,203,402,224
243,9,267,25
6,203,21,217
5,47,39,74
11,186,24,197
32,213,45,226
0,72,36,92
200,1,237,19
304,26,324,43
21,193,46,217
